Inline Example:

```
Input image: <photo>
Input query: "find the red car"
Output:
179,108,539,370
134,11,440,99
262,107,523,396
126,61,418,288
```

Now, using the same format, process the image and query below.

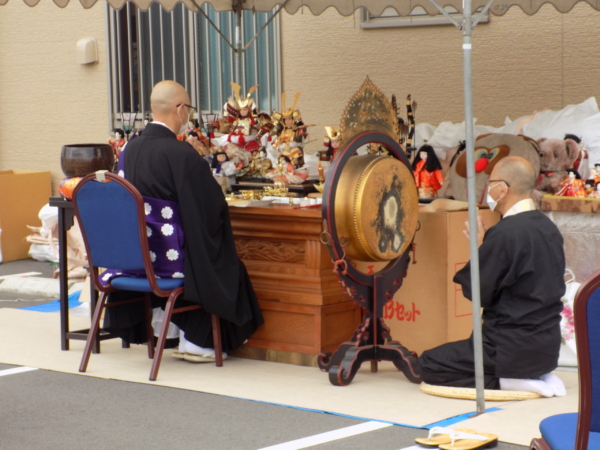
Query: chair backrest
573,269,600,449
72,172,156,288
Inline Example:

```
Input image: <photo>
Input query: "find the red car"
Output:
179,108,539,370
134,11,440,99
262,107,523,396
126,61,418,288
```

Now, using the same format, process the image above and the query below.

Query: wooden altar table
229,204,362,366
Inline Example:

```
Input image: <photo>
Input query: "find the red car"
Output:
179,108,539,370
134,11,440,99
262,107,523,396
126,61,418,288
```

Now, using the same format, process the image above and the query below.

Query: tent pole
429,0,486,415
461,0,486,415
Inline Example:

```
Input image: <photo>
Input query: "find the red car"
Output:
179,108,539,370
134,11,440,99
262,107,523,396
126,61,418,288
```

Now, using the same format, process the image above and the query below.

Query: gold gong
334,154,419,262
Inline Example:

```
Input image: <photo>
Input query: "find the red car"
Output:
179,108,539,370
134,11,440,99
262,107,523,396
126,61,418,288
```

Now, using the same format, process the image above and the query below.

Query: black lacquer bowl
61,143,115,177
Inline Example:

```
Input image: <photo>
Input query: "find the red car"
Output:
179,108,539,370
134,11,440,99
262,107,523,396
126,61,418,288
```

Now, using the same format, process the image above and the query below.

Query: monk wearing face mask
418,156,567,398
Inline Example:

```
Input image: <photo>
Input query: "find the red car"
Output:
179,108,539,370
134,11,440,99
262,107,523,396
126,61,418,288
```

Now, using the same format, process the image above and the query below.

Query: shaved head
491,156,536,196
150,80,189,118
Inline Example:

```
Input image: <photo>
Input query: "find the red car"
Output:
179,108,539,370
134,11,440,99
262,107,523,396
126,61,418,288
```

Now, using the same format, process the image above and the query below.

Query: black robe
419,210,565,388
104,123,264,352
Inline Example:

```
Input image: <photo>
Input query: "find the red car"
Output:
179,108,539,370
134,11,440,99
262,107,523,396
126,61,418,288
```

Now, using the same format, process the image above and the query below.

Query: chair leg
529,438,552,450
79,291,109,373
149,290,180,381
144,294,155,359
211,315,223,367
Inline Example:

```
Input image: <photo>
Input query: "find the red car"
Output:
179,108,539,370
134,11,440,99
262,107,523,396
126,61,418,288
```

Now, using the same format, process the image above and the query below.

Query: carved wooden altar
229,205,362,365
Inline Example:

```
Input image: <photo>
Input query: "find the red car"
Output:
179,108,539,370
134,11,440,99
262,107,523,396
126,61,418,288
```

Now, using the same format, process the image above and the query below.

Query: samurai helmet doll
272,92,302,126
323,126,342,161
325,126,341,142
224,82,258,119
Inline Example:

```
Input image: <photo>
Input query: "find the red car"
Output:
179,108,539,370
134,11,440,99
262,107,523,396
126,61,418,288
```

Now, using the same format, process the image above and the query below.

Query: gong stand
317,131,422,386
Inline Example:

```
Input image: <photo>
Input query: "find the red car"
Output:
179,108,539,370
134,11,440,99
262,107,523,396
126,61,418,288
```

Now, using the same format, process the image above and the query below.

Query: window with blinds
107,3,281,129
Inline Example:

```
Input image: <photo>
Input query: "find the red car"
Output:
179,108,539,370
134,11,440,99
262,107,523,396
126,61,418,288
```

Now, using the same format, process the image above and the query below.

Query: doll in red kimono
108,128,126,160
412,144,444,198
556,168,587,197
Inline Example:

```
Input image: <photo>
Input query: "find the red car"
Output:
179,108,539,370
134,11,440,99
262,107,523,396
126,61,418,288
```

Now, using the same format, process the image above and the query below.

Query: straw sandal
439,431,498,450
183,351,228,363
415,427,479,447
172,348,185,360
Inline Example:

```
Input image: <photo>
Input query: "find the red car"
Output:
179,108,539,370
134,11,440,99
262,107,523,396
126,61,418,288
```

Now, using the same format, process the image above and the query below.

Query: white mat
0,308,578,445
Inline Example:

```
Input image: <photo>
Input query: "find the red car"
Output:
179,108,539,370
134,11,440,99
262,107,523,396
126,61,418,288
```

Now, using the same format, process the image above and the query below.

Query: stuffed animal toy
447,133,540,206
565,133,590,180
536,137,580,194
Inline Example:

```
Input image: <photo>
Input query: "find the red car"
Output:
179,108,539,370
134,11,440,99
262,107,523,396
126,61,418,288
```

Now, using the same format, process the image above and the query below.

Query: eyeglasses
176,103,197,116
486,179,511,187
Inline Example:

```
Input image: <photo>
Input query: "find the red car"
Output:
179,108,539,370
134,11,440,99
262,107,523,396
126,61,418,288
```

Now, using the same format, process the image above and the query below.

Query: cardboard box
383,208,501,355
0,170,52,262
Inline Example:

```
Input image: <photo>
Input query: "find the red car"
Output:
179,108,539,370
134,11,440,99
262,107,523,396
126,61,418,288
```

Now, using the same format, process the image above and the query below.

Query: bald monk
418,156,567,397
105,81,263,361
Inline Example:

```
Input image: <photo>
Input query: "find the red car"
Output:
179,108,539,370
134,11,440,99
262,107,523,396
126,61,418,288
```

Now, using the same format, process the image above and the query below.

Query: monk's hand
462,216,488,247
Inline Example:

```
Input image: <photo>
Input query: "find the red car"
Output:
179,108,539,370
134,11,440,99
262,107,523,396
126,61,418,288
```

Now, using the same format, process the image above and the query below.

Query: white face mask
486,183,503,212
486,192,498,212
178,114,187,135
177,105,189,135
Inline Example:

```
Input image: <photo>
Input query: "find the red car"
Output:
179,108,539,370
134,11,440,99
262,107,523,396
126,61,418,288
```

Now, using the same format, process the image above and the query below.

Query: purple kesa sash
99,195,185,287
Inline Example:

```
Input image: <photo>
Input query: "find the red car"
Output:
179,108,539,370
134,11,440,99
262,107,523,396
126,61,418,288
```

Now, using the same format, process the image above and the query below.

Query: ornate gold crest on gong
339,76,400,145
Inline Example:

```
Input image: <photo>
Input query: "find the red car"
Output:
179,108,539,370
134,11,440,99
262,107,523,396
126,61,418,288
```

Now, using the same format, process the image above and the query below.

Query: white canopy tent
3,0,597,414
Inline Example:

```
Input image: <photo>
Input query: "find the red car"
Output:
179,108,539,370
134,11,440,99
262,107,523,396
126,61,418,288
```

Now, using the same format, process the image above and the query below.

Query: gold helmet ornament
224,82,258,117
324,126,341,141
273,92,301,123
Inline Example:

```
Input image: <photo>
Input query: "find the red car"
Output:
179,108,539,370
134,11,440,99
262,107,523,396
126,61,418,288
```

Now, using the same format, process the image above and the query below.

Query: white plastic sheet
544,210,600,367
418,97,600,168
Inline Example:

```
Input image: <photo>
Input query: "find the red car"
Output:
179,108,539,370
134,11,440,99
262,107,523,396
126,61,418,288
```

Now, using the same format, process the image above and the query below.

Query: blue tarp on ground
20,291,82,312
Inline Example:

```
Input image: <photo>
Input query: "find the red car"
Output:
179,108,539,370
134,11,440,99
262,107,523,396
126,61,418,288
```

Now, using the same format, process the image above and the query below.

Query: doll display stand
232,180,317,196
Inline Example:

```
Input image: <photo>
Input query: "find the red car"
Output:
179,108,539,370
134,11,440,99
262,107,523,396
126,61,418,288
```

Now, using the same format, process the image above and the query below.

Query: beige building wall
1,2,599,186
0,1,109,192
280,4,600,152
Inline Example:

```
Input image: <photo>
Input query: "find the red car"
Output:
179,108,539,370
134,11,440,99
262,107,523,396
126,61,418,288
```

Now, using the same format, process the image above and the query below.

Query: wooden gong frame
318,130,422,386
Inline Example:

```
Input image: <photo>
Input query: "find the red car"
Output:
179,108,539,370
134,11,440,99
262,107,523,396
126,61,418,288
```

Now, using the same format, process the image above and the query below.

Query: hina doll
211,151,237,194
187,131,210,157
589,182,600,199
556,169,586,197
217,82,260,155
108,129,126,160
589,167,600,185
178,116,210,156
266,156,308,185
412,144,444,198
271,92,308,168
585,179,596,197
322,126,342,161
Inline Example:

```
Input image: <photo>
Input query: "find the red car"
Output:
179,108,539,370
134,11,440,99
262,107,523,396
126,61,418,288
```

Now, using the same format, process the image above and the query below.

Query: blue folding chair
530,270,600,450
72,171,223,381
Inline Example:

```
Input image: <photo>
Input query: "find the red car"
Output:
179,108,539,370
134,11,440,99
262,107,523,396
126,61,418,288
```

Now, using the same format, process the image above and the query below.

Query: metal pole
462,0,486,415
235,7,242,85
105,3,115,132
137,8,146,115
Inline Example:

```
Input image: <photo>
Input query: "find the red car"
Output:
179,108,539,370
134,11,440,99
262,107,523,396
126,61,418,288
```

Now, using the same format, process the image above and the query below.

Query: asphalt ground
0,260,528,450
0,259,58,309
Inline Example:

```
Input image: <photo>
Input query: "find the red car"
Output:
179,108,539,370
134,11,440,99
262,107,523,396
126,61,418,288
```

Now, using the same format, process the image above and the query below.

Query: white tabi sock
180,332,222,357
151,307,180,339
499,377,555,397
178,330,186,353
540,372,567,397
